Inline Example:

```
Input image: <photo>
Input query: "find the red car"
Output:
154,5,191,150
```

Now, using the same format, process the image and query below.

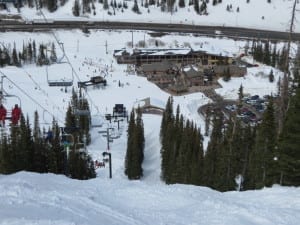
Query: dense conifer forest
0,0,298,189
0,88,96,180
157,47,300,191
4,0,276,18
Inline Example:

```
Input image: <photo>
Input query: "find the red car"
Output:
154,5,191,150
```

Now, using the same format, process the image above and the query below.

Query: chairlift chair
41,109,52,126
62,126,81,133
1,93,22,108
46,65,74,87
74,97,91,117
90,111,104,128
0,76,22,124
59,127,76,146
74,109,91,116
60,133,75,147
0,94,22,121
75,142,86,152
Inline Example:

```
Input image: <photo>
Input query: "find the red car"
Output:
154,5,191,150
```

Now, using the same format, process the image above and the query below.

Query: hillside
0,1,299,224
0,27,299,224
1,0,299,32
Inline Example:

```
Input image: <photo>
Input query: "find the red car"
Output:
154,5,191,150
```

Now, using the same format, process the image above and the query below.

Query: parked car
251,95,260,100
225,104,237,112
246,99,257,105
254,104,264,112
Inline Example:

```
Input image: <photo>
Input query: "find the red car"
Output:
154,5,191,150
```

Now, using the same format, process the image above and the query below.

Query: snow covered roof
133,48,192,56
115,47,234,58
193,46,234,58
133,97,165,110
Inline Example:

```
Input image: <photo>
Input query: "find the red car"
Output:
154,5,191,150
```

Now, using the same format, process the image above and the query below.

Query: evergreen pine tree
103,0,109,9
168,106,184,183
68,150,96,179
199,1,207,14
0,135,14,174
0,48,3,67
160,97,174,182
194,0,199,14
72,0,80,16
203,110,224,188
32,111,48,172
178,0,185,8
271,44,277,68
269,69,274,82
249,97,277,188
212,119,232,191
132,0,140,13
136,107,145,167
12,43,19,66
125,110,135,176
172,119,189,183
263,41,271,65
204,106,211,136
37,44,49,66
27,0,34,8
238,84,244,112
277,85,300,186
189,125,204,185
278,46,287,72
48,122,65,174
50,42,57,63
166,0,175,13
47,0,58,12
33,40,37,62
124,108,144,179
28,42,33,63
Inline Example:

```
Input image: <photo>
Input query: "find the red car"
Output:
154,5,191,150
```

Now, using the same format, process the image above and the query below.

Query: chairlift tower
102,151,112,179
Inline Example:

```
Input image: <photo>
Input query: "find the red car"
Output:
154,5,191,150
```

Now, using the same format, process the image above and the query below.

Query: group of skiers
0,104,21,127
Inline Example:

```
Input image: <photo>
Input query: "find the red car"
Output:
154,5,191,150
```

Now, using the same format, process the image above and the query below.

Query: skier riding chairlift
0,104,7,127
11,104,21,125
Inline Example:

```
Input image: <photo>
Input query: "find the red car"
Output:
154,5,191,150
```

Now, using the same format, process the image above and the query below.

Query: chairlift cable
37,9,100,115
0,42,66,122
0,42,63,118
0,70,64,124
22,69,65,115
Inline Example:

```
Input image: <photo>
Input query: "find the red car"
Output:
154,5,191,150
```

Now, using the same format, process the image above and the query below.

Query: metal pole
107,128,110,150
105,40,108,54
0,76,4,105
108,153,112,179
103,152,112,179
131,31,133,48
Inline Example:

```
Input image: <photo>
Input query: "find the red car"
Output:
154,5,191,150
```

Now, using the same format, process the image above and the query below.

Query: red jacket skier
0,104,7,127
11,104,21,125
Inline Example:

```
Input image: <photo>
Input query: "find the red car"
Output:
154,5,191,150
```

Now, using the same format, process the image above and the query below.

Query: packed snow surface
1,172,300,225
0,8,299,224
2,0,300,32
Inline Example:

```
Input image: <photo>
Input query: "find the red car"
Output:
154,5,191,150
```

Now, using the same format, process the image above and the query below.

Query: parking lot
199,93,269,127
